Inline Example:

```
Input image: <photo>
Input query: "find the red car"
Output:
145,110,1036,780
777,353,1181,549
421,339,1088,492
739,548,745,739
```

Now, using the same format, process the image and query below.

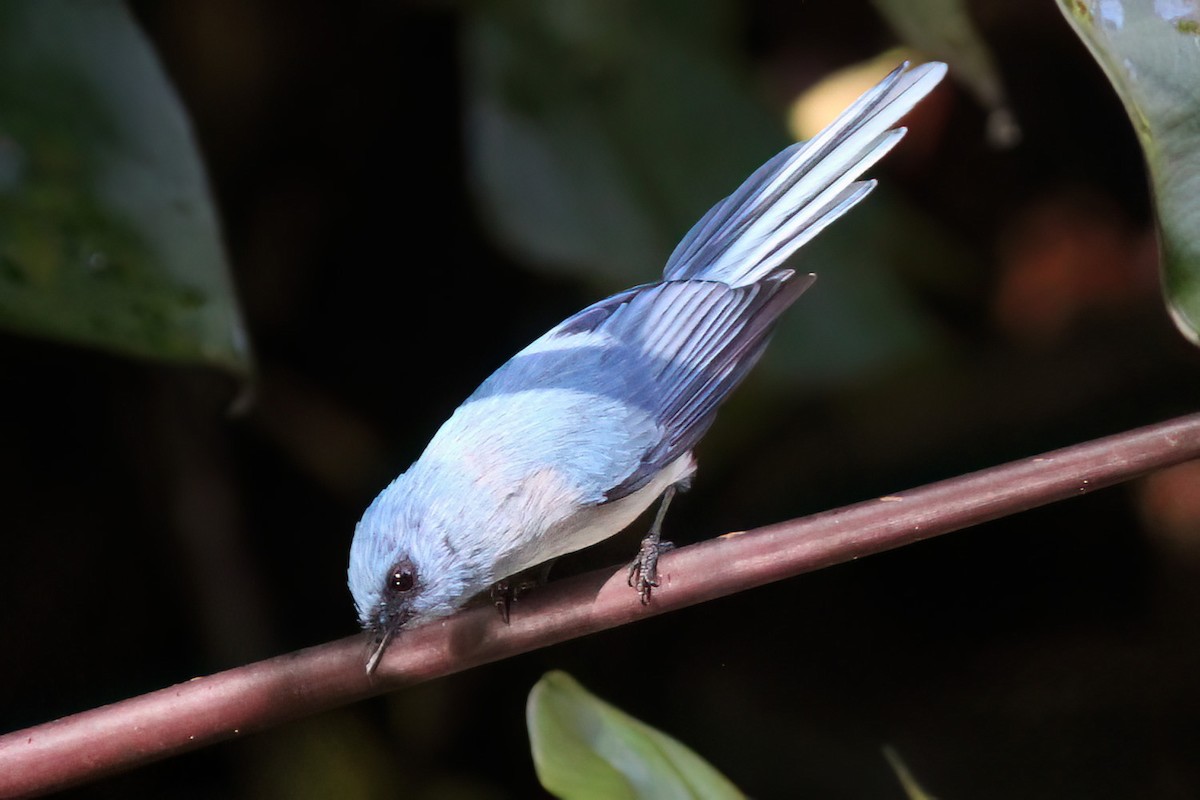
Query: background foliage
2,0,1199,797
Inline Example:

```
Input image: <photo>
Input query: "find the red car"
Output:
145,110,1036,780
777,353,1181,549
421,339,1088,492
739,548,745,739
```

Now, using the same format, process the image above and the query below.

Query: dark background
3,0,1200,797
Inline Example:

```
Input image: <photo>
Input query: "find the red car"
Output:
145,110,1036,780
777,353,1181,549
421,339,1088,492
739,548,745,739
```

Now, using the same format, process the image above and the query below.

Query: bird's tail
662,61,946,287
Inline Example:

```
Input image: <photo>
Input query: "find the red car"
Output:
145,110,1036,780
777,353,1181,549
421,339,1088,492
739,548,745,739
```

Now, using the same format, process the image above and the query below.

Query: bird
349,60,947,673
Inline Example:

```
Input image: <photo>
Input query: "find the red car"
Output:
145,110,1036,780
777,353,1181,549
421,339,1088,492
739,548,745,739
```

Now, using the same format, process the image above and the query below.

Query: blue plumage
349,61,947,672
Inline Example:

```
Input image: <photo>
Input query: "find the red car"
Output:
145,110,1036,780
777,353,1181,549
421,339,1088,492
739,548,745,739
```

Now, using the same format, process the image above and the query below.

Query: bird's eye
392,569,414,592
389,560,417,593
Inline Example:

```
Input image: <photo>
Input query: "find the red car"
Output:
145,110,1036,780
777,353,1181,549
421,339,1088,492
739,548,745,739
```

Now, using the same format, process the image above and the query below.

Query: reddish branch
3,412,1200,797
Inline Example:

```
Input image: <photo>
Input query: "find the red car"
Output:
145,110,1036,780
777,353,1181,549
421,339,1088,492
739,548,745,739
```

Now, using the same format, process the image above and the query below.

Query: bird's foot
626,537,675,604
489,562,554,624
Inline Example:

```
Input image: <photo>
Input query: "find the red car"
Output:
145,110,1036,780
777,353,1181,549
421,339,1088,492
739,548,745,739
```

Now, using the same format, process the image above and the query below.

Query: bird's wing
599,274,815,498
473,273,815,501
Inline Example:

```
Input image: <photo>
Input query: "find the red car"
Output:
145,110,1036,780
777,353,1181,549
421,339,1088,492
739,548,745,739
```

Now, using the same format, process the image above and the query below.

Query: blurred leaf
463,0,779,287
527,671,745,800
872,0,1020,147
463,0,951,387
883,746,939,800
250,711,396,800
0,0,251,374
1057,0,1200,346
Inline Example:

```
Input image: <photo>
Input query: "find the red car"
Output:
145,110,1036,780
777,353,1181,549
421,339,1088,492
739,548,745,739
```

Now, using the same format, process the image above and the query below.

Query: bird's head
348,471,474,672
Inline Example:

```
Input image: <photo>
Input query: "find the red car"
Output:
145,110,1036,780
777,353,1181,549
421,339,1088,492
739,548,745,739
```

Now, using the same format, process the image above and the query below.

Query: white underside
491,452,697,580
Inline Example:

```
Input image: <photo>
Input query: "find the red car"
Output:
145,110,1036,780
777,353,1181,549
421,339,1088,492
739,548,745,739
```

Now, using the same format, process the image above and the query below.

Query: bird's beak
364,626,395,675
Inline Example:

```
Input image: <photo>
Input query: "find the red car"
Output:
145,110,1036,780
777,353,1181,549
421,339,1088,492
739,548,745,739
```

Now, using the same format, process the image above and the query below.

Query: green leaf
463,0,782,287
0,0,250,374
462,0,951,388
871,0,1020,147
1056,0,1200,346
527,671,745,800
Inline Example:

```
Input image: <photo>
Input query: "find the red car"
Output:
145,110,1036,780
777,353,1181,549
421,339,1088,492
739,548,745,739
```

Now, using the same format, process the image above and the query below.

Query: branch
4,412,1200,797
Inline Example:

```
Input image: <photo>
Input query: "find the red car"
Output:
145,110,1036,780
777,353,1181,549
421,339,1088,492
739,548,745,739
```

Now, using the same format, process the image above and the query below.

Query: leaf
883,746,939,800
463,0,782,287
872,0,1020,147
0,0,251,374
1056,0,1200,346
462,0,951,388
527,671,745,800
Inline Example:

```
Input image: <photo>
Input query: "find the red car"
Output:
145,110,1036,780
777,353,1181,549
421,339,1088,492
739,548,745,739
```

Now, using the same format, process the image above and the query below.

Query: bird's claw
627,537,675,604
489,563,553,624
490,580,516,624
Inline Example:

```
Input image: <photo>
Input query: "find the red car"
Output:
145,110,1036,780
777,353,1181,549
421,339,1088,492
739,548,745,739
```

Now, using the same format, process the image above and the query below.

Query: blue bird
350,61,947,672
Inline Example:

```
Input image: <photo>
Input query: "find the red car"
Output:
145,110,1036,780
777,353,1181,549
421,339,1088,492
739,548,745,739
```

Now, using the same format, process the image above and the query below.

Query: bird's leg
627,485,678,604
489,560,555,624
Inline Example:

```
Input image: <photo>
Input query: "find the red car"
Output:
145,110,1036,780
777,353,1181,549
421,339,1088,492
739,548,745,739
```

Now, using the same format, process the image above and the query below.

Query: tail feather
663,61,947,287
